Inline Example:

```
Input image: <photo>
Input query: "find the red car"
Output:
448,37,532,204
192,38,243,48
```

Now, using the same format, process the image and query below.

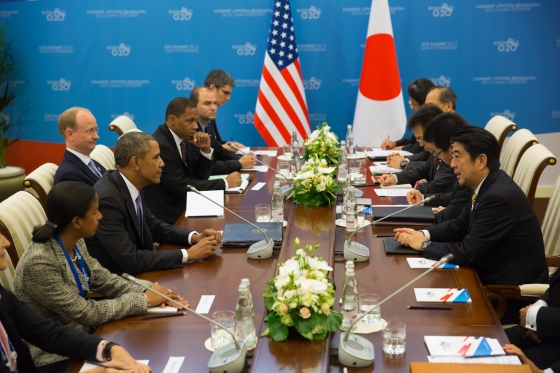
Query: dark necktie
135,193,144,242
180,141,188,166
88,159,102,178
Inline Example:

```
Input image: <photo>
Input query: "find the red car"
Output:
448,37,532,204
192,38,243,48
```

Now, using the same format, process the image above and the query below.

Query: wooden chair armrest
546,255,560,268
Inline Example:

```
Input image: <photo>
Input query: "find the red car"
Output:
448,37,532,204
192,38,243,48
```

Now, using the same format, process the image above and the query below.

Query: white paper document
253,150,277,156
195,295,215,314
185,190,224,217
162,356,185,373
415,288,472,303
380,183,414,189
407,258,459,269
235,147,250,155
147,306,179,314
427,355,521,364
80,360,150,372
241,165,268,172
424,336,505,357
375,189,412,197
252,182,266,190
366,149,413,158
369,165,401,174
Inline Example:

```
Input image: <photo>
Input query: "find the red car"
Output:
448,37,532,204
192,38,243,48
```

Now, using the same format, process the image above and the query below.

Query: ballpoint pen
407,306,452,310
142,312,186,320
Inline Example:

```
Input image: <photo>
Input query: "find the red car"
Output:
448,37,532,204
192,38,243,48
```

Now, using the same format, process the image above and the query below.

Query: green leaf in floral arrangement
260,328,270,337
312,329,327,341
268,314,289,342
263,292,277,311
326,311,343,332
292,309,317,339
316,313,328,332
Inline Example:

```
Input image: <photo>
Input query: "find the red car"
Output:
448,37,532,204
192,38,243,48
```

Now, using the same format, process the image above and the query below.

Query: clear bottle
345,125,355,155
271,181,284,223
235,283,256,349
341,268,358,331
240,278,254,317
346,186,358,231
338,140,348,182
292,136,301,173
340,260,356,306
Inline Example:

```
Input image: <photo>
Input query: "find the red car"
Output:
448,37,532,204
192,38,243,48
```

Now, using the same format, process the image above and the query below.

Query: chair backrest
0,252,17,292
108,115,138,136
90,144,116,171
542,175,560,258
0,191,47,266
512,144,556,206
485,115,517,150
500,129,538,177
22,163,58,208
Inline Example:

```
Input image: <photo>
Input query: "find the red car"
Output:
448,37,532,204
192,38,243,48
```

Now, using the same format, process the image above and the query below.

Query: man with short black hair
86,131,221,275
394,127,547,289
406,112,472,223
54,107,106,186
380,105,455,194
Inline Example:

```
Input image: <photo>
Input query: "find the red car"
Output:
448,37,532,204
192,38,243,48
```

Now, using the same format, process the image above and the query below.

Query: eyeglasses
218,87,232,97
75,127,99,135
416,137,425,143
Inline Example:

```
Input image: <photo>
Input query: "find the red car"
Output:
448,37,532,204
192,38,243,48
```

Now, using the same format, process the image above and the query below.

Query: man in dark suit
505,269,560,372
380,105,455,194
0,234,147,373
393,127,548,287
86,131,221,275
54,107,106,186
143,97,241,224
405,112,472,223
189,86,255,175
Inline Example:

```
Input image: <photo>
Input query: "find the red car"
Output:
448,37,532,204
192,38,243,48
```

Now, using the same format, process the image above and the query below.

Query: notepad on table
375,189,412,197
406,258,459,269
414,288,471,303
209,174,251,194
424,336,505,357
380,183,413,189
185,190,224,217
366,149,413,159
369,165,401,174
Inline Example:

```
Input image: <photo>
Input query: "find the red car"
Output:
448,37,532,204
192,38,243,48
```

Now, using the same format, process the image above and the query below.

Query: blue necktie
135,193,144,242
88,159,102,178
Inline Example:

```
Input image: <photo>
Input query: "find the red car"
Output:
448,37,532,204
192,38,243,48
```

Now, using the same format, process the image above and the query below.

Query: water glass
359,293,381,323
357,205,366,228
383,321,406,355
283,144,293,158
348,159,364,174
277,161,291,178
255,204,271,222
211,310,235,350
350,167,367,185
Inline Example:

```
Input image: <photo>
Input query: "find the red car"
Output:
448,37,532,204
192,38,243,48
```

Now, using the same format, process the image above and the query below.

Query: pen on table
354,183,379,187
384,172,393,185
407,306,452,310
142,312,187,320
84,361,125,370
375,234,395,238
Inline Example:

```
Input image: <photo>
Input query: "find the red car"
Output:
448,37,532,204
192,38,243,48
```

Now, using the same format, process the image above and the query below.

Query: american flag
254,0,311,147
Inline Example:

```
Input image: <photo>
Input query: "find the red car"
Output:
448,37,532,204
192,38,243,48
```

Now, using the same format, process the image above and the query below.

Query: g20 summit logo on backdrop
213,8,271,17
0,10,19,19
86,9,147,18
172,78,196,91
48,78,71,91
42,8,66,21
169,7,193,21
430,75,452,87
475,3,541,13
234,112,254,125
428,3,454,17
490,109,516,121
493,38,519,52
107,43,131,56
297,6,321,19
233,42,257,56
304,77,322,90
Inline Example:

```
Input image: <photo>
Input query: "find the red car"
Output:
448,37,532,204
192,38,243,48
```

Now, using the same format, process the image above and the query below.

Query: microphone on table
226,142,294,197
343,195,436,262
187,185,274,259
122,273,248,373
338,253,454,367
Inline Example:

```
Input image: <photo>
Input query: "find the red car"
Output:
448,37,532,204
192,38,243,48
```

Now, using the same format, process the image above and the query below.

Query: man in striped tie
54,107,107,186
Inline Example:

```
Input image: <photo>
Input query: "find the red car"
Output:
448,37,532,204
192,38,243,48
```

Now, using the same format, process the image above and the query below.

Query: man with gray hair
54,107,106,186
204,69,245,152
86,131,221,275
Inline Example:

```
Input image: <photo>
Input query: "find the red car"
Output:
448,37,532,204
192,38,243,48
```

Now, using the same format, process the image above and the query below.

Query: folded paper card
185,190,224,217
424,336,505,357
406,258,459,269
414,288,472,303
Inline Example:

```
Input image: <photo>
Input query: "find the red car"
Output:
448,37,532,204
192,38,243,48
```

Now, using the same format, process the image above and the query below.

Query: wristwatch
103,341,120,361
420,240,431,252
400,159,409,170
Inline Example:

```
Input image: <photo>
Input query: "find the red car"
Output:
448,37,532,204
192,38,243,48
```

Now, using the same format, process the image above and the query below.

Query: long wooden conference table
75,149,509,372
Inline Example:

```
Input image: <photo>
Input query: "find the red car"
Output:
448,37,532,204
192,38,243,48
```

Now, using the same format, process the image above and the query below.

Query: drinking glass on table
359,293,381,323
255,204,271,222
283,144,293,159
383,321,406,355
211,310,235,350
277,161,291,178
351,167,367,185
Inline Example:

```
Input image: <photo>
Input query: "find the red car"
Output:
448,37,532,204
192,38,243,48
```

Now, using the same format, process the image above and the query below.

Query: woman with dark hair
14,181,187,373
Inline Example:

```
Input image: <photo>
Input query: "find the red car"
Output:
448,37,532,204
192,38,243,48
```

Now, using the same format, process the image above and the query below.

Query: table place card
427,355,521,364
185,190,224,217
252,182,266,191
424,336,504,357
162,356,185,373
406,258,459,269
241,165,268,172
375,189,412,197
80,360,150,372
147,306,179,314
414,288,472,303
195,295,215,314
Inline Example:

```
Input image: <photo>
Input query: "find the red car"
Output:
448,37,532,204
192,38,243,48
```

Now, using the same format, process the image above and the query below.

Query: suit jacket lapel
161,124,188,173
468,170,499,229
111,171,144,242
65,150,98,183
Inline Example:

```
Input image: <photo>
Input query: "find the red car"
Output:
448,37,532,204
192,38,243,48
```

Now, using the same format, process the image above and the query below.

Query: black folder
383,238,422,255
372,206,435,223
222,222,283,249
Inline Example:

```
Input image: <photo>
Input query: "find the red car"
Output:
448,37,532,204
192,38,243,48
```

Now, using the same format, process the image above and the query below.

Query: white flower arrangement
289,157,340,206
303,122,339,165
262,238,342,342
